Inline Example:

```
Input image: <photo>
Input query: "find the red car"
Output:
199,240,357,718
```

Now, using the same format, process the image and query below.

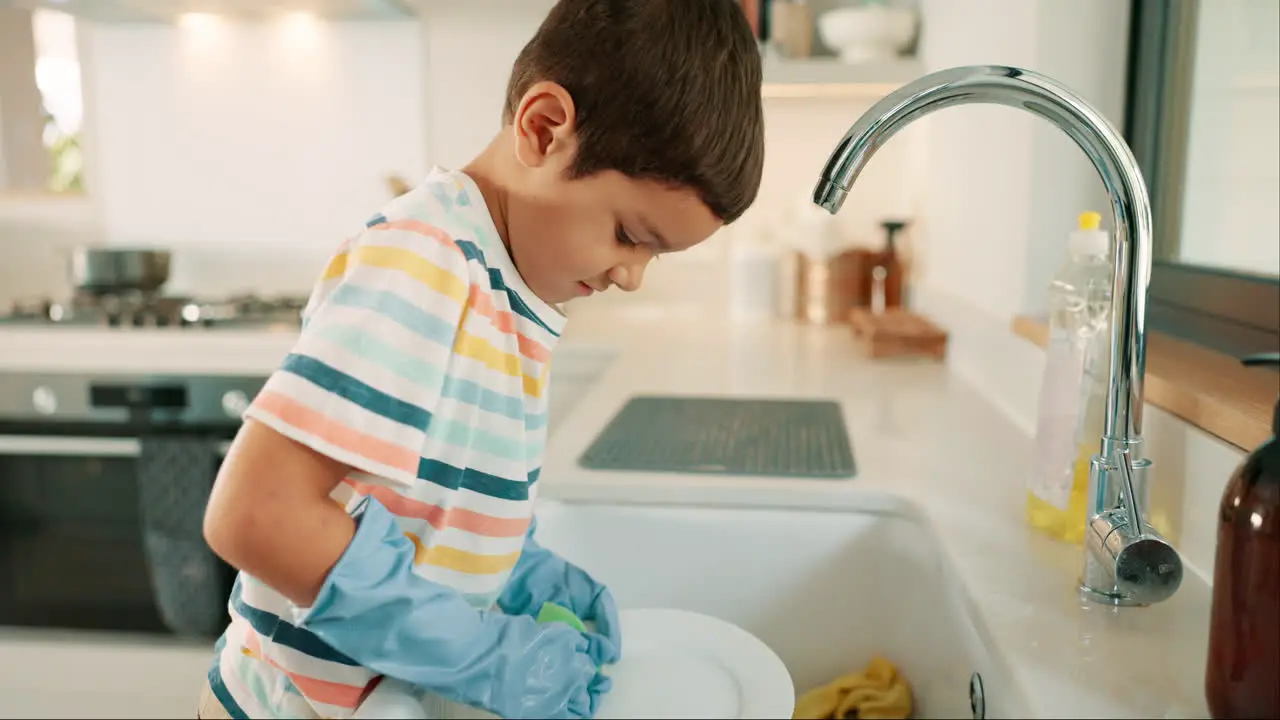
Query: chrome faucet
813,65,1184,607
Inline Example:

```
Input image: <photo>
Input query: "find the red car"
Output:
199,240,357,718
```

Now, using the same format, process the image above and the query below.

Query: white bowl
817,5,918,64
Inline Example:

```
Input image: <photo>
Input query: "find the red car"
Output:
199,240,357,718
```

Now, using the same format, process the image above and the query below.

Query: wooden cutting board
848,307,949,360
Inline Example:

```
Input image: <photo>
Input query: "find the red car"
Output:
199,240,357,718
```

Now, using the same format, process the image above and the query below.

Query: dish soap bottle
1205,352,1280,720
1027,211,1112,544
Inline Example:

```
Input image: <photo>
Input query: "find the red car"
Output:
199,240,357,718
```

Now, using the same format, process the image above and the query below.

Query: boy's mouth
577,282,596,297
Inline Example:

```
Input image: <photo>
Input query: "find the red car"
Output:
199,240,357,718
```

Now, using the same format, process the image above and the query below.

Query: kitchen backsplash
0,196,102,304
157,92,922,299
1,13,922,301
81,19,427,249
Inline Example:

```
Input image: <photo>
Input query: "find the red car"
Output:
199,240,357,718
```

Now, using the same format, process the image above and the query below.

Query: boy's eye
616,226,639,247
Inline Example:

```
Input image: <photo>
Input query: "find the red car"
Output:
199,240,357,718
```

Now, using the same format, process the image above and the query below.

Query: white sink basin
534,500,1032,719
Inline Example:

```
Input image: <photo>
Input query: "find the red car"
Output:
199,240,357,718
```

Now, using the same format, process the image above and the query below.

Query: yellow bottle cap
1078,211,1102,231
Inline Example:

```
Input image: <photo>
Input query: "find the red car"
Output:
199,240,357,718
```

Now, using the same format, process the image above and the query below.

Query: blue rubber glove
293,496,612,720
497,515,622,667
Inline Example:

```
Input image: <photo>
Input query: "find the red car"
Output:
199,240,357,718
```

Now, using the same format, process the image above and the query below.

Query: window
32,9,85,193
1125,0,1279,359
0,7,84,194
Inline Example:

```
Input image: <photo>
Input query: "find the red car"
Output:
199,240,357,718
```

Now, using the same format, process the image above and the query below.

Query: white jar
728,238,781,324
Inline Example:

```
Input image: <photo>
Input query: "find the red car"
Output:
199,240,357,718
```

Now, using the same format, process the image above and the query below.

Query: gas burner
181,293,310,327
69,290,188,328
8,297,60,323
1,292,309,329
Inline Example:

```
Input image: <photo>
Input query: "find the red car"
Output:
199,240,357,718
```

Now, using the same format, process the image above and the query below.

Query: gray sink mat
577,395,856,479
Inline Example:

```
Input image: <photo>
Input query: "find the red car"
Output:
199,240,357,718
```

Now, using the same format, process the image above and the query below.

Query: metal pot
69,247,172,295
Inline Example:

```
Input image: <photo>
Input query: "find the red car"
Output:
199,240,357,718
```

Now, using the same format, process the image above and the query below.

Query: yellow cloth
793,656,913,720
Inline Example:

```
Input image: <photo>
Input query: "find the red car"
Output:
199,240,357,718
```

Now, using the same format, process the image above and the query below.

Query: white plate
595,608,795,719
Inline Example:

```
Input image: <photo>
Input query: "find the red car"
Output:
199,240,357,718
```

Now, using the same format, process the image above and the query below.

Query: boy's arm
203,415,353,606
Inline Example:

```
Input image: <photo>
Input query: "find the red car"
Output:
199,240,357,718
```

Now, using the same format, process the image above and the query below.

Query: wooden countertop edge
1011,315,1277,452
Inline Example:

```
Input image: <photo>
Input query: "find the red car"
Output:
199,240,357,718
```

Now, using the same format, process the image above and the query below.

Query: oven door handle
0,435,231,457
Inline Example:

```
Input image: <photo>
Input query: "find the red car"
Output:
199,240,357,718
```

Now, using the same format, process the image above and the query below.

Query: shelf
13,0,417,22
761,55,923,99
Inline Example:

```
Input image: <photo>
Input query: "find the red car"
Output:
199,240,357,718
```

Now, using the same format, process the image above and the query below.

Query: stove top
0,292,308,329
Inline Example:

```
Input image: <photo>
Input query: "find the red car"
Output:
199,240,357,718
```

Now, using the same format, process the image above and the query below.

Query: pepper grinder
870,266,887,315
871,219,908,309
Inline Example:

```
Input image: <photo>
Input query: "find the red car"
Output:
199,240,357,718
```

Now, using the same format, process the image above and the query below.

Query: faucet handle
1081,451,1184,606
1085,510,1183,605
1113,447,1145,537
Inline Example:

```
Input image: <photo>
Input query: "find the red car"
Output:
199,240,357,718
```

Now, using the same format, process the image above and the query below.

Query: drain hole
969,672,986,719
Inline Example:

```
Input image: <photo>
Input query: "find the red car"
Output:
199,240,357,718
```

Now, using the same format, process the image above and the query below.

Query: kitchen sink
533,500,1032,719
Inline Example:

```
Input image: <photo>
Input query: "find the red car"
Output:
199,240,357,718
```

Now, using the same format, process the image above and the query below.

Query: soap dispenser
1205,352,1280,720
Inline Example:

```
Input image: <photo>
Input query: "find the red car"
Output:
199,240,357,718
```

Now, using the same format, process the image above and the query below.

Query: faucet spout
816,65,1182,606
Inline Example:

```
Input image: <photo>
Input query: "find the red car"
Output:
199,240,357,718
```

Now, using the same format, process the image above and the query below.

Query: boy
198,0,765,718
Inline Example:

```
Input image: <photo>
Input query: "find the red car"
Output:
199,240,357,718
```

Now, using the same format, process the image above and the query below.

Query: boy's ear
511,81,578,170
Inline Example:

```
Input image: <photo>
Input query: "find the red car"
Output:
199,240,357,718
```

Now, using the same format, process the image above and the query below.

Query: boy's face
503,83,723,305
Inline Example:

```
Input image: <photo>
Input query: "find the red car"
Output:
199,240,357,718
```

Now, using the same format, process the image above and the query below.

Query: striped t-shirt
207,168,567,719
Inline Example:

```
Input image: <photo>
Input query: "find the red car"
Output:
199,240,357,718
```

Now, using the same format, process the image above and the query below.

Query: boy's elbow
203,487,258,571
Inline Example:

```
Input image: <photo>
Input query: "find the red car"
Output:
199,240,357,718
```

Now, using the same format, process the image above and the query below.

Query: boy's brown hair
503,0,765,223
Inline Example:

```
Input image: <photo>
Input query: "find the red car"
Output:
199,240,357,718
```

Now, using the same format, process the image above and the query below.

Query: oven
0,372,265,639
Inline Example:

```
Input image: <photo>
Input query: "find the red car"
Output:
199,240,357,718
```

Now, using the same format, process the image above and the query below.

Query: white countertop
0,298,1212,719
0,325,299,375
538,302,1211,720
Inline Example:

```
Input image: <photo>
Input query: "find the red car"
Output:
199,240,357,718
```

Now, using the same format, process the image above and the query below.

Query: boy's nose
608,260,648,292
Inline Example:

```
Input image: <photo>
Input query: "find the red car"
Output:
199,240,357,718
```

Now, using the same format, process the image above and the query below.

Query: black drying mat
578,395,856,479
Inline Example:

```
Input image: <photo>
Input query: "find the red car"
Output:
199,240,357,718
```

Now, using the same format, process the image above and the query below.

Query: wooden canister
794,248,871,324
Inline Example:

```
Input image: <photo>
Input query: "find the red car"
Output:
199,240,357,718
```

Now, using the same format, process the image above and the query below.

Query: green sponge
536,602,587,633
